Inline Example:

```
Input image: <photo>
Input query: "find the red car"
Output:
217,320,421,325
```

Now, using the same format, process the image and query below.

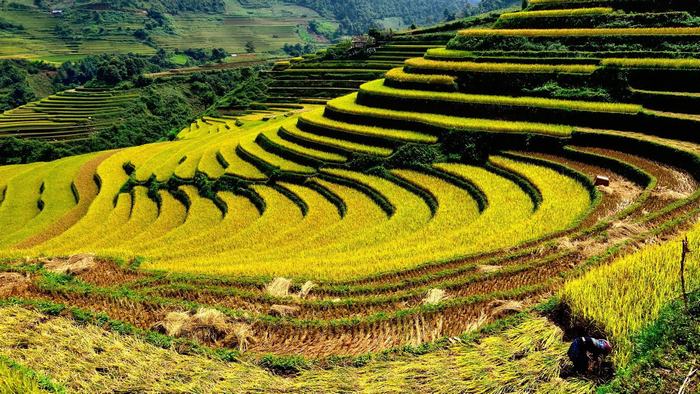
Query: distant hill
0,0,486,62
289,0,472,34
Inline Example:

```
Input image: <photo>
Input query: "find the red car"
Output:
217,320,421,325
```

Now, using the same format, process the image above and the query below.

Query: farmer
567,336,612,374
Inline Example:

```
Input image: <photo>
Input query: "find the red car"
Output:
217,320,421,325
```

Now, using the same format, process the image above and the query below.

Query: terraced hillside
1,1,700,392
0,0,330,62
259,12,504,107
0,87,137,141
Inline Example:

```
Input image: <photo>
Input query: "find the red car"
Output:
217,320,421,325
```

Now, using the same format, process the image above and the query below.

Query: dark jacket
568,337,606,372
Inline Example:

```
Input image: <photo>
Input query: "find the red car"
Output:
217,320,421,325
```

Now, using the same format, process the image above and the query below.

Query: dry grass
0,306,277,393
478,264,503,273
39,253,96,275
608,220,647,240
297,281,316,298
487,299,524,320
0,273,30,297
597,178,641,210
269,304,299,317
266,277,292,297
152,307,254,349
422,288,448,305
0,306,595,393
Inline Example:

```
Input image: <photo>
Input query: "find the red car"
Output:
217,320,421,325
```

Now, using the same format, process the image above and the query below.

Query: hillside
0,0,331,62
0,0,495,63
1,1,700,393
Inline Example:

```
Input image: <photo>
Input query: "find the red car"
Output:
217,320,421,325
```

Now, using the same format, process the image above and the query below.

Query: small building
594,175,610,187
51,9,64,16
351,36,373,50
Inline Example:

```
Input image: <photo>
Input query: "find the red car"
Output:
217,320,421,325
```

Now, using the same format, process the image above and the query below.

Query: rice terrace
0,0,699,392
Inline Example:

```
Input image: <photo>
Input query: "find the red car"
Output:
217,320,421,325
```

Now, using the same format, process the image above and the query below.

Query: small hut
351,36,372,50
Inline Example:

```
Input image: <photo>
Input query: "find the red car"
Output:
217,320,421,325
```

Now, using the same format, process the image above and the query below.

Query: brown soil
0,273,30,297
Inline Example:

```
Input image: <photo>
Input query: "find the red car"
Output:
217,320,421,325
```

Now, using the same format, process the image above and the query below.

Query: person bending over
567,336,612,374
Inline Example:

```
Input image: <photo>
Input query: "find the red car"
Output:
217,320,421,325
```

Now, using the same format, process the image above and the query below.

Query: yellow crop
219,145,268,180
238,134,316,174
197,147,227,178
0,306,594,393
282,121,393,156
115,191,187,249
562,224,700,366
385,67,457,85
143,185,304,264
0,357,46,394
405,57,598,74
0,154,96,248
602,57,700,69
12,151,117,250
88,187,159,250
458,27,700,36
133,186,225,254
424,48,475,59
261,126,348,163
360,79,643,114
2,108,587,281
499,7,614,19
328,93,574,136
301,107,437,143
23,144,152,254
145,158,590,280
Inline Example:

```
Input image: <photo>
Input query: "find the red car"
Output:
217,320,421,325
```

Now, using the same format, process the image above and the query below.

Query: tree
133,29,149,41
96,64,123,85
443,8,456,21
211,48,228,62
245,41,255,54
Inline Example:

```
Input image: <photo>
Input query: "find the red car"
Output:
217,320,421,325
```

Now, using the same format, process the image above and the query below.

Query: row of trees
282,43,316,57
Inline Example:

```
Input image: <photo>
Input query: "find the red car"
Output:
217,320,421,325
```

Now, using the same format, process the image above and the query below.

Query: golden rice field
0,88,137,141
499,7,615,19
457,27,700,37
2,1,700,392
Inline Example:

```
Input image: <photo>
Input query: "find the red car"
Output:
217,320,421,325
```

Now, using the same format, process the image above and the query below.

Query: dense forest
290,0,472,35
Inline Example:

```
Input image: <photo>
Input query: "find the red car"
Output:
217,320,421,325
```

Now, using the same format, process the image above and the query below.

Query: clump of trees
282,43,315,57
55,54,154,86
181,48,229,63
0,60,53,111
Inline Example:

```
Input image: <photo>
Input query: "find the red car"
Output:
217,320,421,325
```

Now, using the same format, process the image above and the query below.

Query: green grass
0,357,50,394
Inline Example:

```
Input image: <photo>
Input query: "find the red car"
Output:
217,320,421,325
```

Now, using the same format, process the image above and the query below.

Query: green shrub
259,354,310,376
388,143,444,168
